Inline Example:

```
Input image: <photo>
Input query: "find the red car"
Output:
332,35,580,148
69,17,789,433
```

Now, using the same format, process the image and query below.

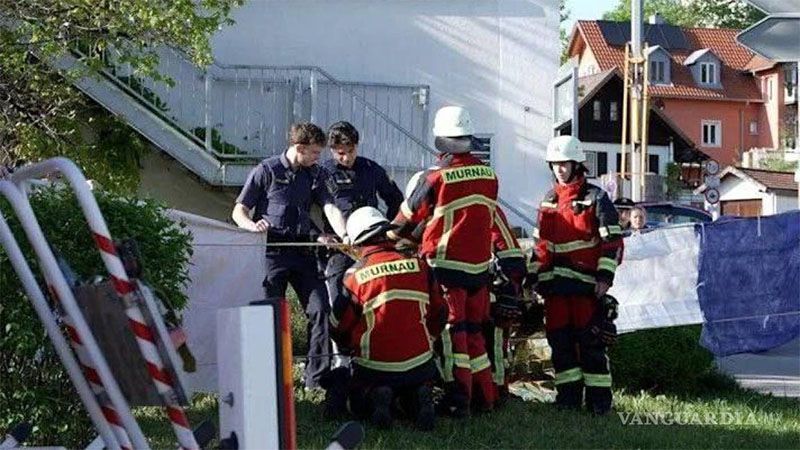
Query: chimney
649,12,665,25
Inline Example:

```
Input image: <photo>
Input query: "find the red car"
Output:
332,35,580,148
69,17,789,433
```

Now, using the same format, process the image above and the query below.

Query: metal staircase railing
69,45,534,226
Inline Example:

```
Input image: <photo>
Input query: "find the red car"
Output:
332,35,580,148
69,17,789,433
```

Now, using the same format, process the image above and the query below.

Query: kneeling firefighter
329,207,445,430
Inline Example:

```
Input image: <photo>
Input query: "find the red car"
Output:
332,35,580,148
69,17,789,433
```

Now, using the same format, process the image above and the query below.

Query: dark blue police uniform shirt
236,152,335,242
321,156,403,219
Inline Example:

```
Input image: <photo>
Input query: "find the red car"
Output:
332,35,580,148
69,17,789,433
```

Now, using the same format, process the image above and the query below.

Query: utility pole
629,0,644,202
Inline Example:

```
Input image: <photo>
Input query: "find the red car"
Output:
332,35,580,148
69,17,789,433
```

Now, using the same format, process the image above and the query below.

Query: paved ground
715,338,800,398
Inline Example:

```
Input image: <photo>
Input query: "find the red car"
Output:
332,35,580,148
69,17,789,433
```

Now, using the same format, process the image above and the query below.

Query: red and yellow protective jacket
330,243,445,372
491,206,527,285
394,153,499,288
528,176,624,297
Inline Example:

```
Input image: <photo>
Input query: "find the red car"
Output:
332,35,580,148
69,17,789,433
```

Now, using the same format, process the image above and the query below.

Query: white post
204,72,213,154
572,66,580,139
310,73,319,124
630,0,644,202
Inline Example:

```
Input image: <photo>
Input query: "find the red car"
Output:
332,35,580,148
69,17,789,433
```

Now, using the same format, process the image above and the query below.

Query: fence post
309,73,318,124
204,72,213,154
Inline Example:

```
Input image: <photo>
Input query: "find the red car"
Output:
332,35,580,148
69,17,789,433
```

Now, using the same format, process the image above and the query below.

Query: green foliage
192,127,246,155
602,0,764,29
0,0,242,175
760,156,797,173
114,76,170,113
664,162,683,200
0,187,192,446
610,325,718,393
560,0,571,64
12,104,148,194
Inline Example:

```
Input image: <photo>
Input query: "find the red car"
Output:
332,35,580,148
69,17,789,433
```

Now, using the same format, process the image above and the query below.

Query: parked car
613,198,712,231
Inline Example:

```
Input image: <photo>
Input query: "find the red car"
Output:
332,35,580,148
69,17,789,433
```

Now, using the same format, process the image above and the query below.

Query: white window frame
749,120,758,135
584,150,598,178
593,100,602,121
701,120,722,147
767,77,774,101
609,101,619,122
650,60,666,83
700,62,717,85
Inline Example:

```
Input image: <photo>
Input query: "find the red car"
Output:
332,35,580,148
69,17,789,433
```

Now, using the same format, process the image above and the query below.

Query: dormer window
700,62,717,85
684,49,721,88
645,45,671,85
650,60,666,83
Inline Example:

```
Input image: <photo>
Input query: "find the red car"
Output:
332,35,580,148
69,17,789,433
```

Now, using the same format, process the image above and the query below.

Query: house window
700,62,716,84
750,120,758,135
472,134,492,165
785,65,797,98
767,78,774,100
650,60,666,83
597,152,608,176
648,154,660,175
593,100,602,121
585,151,598,178
701,120,721,147
609,102,618,122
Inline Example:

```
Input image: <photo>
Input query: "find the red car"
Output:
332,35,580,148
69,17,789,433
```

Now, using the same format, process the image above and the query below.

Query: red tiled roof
574,20,764,102
736,167,798,192
743,54,776,73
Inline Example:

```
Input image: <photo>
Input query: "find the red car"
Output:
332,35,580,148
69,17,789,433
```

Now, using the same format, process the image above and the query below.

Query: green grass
135,379,800,449
134,298,800,449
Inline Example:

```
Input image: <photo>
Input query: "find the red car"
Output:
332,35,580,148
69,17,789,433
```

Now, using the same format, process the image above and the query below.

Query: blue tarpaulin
697,211,800,356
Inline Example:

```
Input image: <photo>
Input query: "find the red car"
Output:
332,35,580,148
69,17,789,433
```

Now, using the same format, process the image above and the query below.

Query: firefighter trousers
438,284,497,409
544,294,612,411
484,322,510,399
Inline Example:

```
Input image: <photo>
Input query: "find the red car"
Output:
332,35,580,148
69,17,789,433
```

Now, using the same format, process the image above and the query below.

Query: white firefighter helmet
545,135,586,163
346,206,392,245
433,106,474,137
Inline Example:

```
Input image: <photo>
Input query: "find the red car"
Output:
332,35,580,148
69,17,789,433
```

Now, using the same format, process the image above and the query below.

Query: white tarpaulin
521,226,704,333
166,210,267,392
609,226,705,332
174,210,705,391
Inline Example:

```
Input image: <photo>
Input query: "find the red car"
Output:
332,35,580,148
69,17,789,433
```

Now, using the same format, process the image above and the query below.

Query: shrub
0,187,192,447
610,325,718,394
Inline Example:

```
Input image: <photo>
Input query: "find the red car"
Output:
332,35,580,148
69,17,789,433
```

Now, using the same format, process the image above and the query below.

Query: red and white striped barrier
0,207,122,450
50,286,134,450
9,158,197,449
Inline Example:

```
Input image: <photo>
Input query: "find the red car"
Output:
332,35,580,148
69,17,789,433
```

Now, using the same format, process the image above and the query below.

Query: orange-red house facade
568,19,796,166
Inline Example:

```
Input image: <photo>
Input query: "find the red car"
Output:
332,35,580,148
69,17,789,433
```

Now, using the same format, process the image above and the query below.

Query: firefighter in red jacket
527,135,623,415
391,106,499,415
330,206,444,430
486,206,527,400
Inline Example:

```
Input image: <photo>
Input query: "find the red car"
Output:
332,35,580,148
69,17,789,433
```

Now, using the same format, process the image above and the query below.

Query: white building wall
580,142,671,176
211,0,560,224
717,177,768,202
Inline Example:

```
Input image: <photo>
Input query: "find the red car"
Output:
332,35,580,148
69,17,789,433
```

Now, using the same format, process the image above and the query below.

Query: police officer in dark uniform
321,121,404,311
232,122,348,389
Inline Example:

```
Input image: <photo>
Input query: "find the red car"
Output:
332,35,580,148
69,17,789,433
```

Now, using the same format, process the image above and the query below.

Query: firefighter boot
436,387,470,419
555,380,583,410
369,386,394,429
321,367,350,420
415,384,436,431
585,386,612,416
